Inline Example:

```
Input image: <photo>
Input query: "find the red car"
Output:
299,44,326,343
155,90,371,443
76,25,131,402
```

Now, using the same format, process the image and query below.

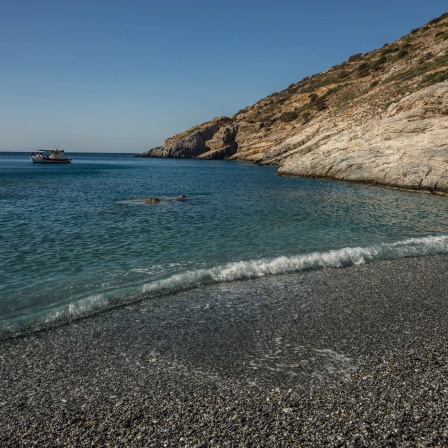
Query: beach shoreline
1,254,447,446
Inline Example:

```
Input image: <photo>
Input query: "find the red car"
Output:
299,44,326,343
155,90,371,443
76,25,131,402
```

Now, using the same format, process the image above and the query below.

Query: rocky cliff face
197,123,238,160
270,83,448,193
136,117,233,158
137,13,448,193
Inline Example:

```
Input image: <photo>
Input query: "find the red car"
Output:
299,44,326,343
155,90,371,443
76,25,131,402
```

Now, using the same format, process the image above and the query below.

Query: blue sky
1,0,446,153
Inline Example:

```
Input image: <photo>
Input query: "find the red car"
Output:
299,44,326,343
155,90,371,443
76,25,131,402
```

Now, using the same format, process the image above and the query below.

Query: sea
1,151,448,338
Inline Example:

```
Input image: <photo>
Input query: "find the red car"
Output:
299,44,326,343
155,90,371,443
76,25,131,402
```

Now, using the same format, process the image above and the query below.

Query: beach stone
1,255,448,446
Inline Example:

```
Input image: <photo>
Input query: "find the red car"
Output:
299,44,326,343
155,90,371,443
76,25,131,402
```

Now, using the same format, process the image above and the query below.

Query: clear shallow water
1,152,448,336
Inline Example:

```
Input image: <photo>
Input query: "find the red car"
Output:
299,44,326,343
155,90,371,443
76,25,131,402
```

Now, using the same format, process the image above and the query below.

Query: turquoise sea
1,152,448,337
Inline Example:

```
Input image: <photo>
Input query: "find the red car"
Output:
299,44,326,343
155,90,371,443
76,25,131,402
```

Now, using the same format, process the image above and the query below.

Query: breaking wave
1,235,447,338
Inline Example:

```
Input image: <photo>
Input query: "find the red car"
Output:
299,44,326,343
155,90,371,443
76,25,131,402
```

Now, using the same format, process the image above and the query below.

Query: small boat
30,147,72,164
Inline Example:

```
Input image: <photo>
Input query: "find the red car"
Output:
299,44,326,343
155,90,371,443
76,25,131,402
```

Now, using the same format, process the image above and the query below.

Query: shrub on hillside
302,111,311,124
279,111,299,122
338,70,351,79
326,86,341,96
372,56,387,70
348,53,363,62
357,62,371,77
381,46,399,56
429,17,442,25
315,97,327,111
306,93,327,111
420,70,448,86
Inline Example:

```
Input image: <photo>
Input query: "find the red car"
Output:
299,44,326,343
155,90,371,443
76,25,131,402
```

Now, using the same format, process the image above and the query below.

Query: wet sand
1,254,447,446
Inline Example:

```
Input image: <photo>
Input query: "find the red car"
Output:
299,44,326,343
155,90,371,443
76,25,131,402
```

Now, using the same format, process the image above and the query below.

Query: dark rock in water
145,197,161,204
145,195,187,204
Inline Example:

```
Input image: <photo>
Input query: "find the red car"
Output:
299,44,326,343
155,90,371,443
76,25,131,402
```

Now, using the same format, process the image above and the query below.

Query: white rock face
271,83,448,194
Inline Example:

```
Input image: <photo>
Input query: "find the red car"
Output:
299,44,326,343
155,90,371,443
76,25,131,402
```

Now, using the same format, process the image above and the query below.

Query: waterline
2,234,447,338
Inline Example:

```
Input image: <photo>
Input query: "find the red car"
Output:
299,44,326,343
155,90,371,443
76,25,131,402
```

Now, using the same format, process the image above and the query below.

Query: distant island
137,13,448,195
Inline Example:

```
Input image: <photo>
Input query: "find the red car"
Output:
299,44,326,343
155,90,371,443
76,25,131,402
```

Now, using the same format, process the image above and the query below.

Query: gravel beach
1,254,447,447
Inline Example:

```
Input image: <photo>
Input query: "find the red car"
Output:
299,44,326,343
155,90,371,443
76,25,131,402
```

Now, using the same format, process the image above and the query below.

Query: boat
30,147,72,164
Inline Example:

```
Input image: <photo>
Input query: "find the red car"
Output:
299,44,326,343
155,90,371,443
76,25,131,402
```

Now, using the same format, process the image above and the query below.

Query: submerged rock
145,197,161,204
145,195,188,204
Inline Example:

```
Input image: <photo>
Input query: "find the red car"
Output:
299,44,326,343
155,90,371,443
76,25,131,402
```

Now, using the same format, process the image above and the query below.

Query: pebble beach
1,254,447,447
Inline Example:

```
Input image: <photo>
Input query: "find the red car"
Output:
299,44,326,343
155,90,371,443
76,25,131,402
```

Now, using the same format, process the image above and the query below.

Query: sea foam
141,234,448,292
1,235,447,338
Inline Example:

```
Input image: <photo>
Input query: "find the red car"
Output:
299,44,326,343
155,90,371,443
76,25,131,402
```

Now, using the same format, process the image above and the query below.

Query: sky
1,0,447,153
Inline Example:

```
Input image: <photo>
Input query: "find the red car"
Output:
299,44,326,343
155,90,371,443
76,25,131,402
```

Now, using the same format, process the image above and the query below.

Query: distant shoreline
4,150,447,197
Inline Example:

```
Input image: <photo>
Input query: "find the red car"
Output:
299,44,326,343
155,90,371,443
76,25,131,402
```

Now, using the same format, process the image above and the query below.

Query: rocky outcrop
136,117,233,158
272,83,448,194
197,124,238,159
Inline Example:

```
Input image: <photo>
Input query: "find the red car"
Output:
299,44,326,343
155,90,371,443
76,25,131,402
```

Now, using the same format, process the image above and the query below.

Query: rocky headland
137,13,448,194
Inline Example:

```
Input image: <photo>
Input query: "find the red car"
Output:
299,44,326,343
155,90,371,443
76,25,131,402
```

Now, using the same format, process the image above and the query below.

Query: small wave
140,234,448,292
1,235,447,338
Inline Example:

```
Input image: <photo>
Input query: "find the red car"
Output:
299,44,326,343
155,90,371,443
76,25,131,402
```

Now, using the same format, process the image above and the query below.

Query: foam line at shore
1,235,447,338
142,234,448,292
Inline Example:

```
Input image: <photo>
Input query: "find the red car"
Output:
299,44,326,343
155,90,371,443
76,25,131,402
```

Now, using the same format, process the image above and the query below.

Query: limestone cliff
271,83,448,193
137,13,448,193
